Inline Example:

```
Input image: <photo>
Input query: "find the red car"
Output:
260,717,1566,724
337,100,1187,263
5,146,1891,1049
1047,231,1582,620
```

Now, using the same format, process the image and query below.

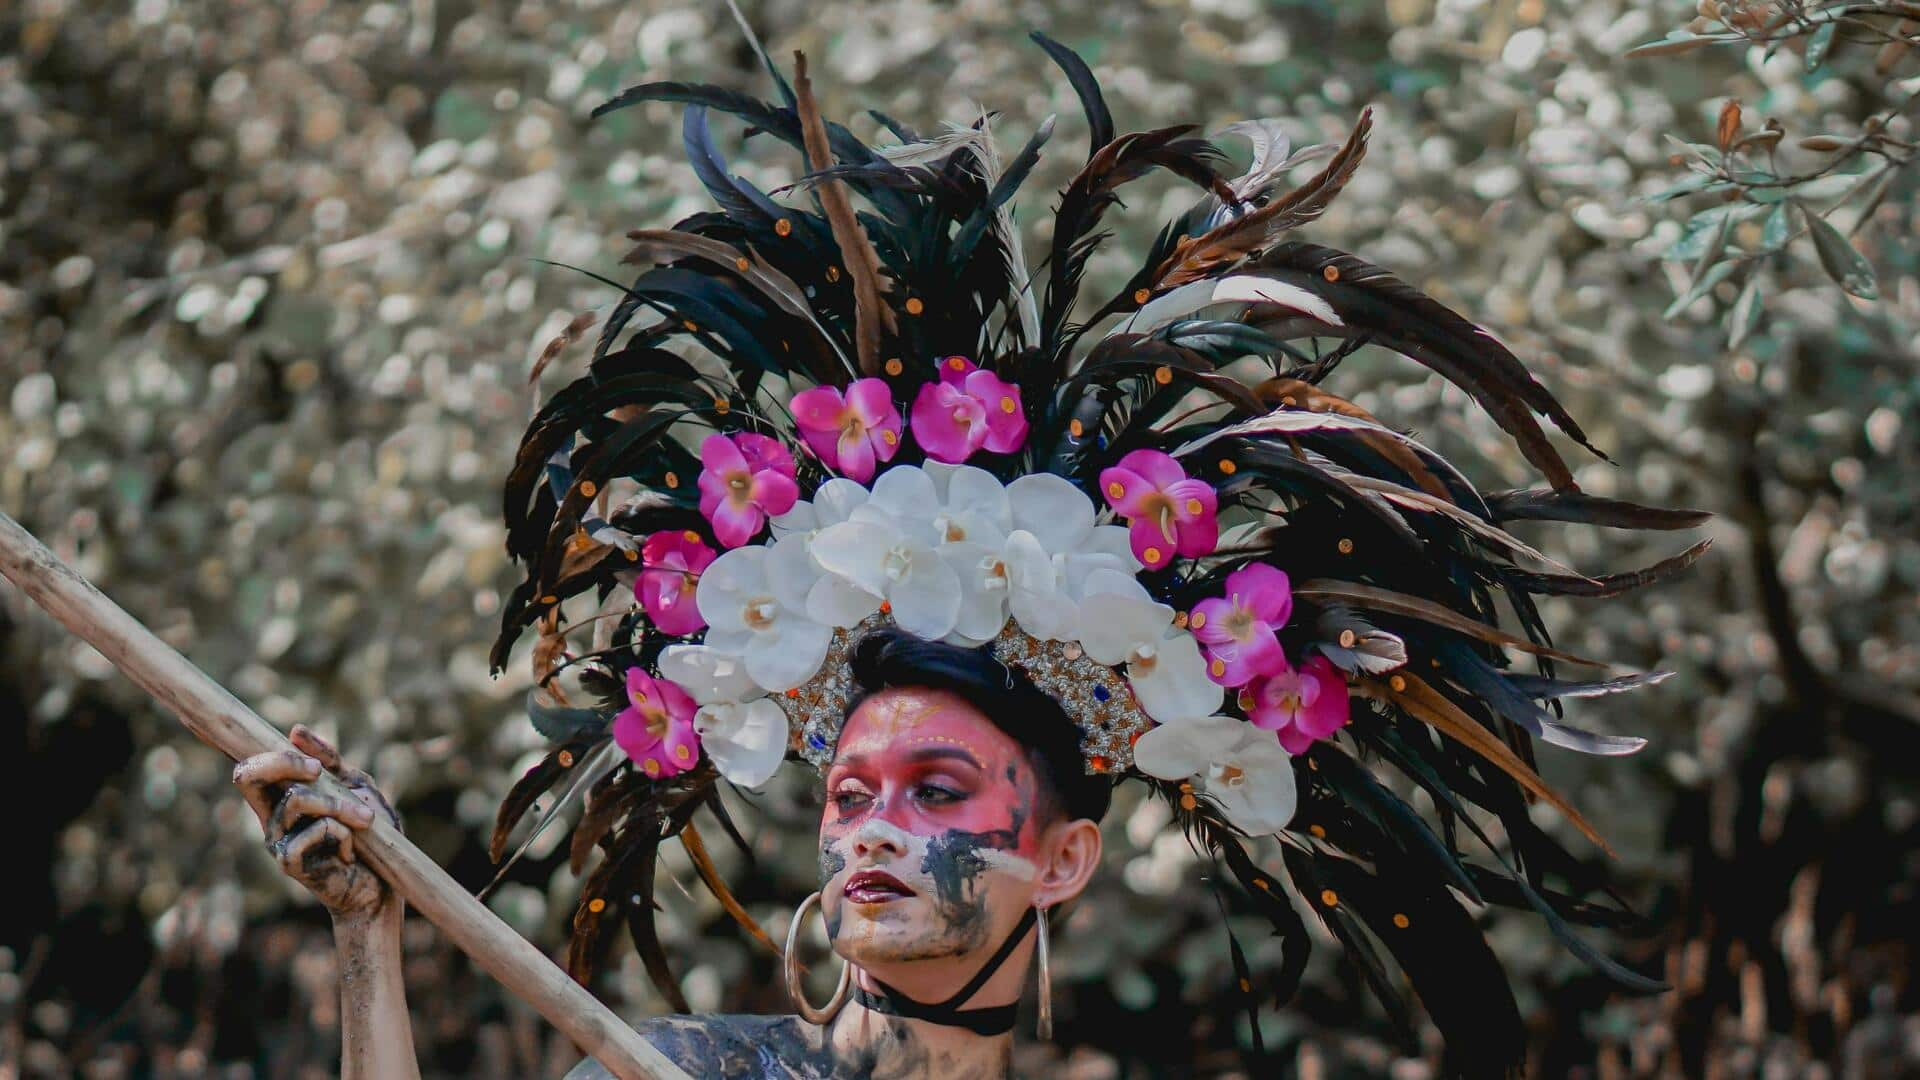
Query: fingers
231,750,322,827
278,816,357,871
290,724,344,774
289,725,397,827
274,785,378,836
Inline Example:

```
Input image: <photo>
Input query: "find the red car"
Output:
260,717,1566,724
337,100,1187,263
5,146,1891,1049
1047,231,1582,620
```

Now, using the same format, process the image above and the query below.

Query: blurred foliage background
4,0,1918,1076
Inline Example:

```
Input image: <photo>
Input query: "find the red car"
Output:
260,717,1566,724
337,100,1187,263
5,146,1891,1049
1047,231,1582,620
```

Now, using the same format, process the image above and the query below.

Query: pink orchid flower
613,667,701,778
908,355,1029,464
696,432,799,548
1191,563,1293,687
1245,654,1350,755
790,377,902,483
635,529,716,636
1098,449,1220,570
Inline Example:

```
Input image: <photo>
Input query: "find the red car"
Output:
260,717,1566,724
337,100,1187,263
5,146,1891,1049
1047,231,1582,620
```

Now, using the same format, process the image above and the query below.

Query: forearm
333,904,421,1080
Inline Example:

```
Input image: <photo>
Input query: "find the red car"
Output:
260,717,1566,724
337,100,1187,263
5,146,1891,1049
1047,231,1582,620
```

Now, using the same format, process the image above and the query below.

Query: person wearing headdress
232,29,1708,1079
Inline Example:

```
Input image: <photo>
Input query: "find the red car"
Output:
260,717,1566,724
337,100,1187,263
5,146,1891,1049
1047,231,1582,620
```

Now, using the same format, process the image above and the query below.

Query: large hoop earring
1035,903,1053,1041
784,890,851,1025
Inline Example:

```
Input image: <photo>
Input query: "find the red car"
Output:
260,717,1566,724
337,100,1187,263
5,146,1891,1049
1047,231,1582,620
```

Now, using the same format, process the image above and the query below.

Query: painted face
818,687,1047,971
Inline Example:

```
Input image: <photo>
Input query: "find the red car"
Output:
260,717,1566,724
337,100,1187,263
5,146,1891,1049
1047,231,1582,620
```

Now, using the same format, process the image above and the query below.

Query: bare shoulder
564,1014,838,1080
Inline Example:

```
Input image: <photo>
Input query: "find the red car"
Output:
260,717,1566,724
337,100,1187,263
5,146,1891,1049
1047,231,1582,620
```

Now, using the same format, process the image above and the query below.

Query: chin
833,899,975,964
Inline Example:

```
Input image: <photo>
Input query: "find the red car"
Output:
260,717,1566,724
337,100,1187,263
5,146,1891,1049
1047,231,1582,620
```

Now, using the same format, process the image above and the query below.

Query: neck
826,945,1033,1080
827,997,1014,1080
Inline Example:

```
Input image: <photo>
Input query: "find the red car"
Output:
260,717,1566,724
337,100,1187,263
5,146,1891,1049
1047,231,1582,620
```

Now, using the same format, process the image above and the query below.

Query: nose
851,816,911,861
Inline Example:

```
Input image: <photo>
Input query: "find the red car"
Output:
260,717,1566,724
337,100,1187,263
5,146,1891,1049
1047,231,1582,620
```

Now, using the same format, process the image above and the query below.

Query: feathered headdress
489,30,1706,1075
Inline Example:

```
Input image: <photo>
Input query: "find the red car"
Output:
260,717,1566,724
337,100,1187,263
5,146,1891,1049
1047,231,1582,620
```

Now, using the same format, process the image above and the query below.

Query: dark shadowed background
4,0,1918,1076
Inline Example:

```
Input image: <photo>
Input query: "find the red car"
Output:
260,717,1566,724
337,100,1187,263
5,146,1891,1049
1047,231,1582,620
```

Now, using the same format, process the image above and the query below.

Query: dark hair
844,628,1114,824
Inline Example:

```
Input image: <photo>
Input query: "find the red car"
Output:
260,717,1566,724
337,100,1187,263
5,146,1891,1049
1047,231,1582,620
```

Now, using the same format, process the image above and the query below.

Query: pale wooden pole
0,511,689,1080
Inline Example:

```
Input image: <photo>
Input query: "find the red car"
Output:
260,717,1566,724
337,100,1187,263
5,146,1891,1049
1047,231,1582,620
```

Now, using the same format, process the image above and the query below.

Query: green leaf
1666,205,1751,261
1798,201,1879,299
1726,275,1763,350
1625,30,1740,58
1664,261,1738,319
1805,22,1837,70
1760,205,1793,252
1642,172,1719,204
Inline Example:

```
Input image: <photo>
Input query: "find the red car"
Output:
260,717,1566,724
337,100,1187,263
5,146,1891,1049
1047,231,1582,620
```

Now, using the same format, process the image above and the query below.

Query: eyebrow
831,745,984,773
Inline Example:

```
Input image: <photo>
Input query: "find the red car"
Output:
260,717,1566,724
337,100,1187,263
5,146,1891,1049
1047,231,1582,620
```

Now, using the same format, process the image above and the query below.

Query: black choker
851,907,1037,1037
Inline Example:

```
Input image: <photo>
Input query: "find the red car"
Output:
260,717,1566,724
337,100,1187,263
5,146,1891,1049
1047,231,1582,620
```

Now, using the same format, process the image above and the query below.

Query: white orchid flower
1075,569,1223,722
923,462,1013,547
1132,713,1298,835
860,464,942,547
769,477,870,538
694,546,834,691
937,540,1013,645
656,644,789,787
810,510,963,641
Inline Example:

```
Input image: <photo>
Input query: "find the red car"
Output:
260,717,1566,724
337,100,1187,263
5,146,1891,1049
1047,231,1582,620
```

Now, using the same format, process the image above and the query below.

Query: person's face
817,688,1050,969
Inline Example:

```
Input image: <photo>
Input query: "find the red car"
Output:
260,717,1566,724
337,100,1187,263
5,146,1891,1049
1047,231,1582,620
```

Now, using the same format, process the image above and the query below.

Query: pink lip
844,870,915,905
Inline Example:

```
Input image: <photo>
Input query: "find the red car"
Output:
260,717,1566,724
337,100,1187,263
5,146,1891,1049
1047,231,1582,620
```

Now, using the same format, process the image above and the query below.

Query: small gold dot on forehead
774,218,793,236
1392,913,1410,929
1337,537,1354,554
557,750,574,768
1133,288,1151,304
1322,265,1340,282
588,897,606,913
1320,889,1339,907
884,358,903,376
904,297,924,315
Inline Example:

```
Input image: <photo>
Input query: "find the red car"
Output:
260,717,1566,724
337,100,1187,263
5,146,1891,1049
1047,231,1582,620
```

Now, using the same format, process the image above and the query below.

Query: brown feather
1293,579,1608,666
1154,107,1374,288
680,822,782,958
792,51,895,375
1254,378,1451,500
1353,673,1612,855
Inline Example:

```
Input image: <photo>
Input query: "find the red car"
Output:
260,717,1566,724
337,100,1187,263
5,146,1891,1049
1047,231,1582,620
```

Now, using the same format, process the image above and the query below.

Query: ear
1032,817,1102,908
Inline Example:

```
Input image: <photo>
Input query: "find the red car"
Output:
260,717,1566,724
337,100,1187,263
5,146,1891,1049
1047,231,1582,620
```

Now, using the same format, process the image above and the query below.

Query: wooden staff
0,511,688,1080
